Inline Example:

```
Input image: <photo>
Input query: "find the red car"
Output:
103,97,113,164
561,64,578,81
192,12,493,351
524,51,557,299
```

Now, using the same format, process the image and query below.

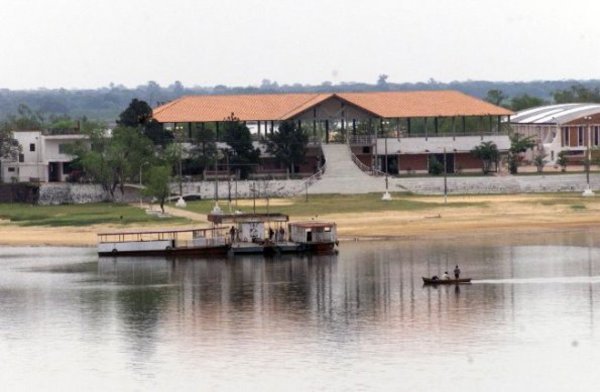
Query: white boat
288,221,338,254
97,227,230,257
207,213,338,255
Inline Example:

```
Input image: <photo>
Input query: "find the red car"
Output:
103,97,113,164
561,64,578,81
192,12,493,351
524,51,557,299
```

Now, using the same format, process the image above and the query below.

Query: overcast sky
1,0,599,89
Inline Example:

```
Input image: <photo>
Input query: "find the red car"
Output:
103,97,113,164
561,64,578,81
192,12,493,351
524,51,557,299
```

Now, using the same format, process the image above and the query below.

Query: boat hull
230,241,336,255
98,245,230,257
422,277,472,285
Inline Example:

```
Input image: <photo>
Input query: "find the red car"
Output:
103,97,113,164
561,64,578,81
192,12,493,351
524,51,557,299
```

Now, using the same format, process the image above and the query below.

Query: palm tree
470,141,499,175
508,134,536,174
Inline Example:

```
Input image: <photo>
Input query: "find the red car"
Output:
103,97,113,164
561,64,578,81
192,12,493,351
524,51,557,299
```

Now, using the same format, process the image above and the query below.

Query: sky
1,0,600,90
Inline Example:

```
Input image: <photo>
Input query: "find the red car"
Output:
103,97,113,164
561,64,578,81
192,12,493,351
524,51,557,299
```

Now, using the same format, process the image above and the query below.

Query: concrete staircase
308,144,387,194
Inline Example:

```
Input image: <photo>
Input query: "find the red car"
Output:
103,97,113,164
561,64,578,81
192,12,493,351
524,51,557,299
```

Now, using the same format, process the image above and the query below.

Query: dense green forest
3,78,600,123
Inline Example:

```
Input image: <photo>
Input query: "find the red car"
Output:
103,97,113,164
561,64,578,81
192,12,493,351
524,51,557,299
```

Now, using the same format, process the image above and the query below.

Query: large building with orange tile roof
153,91,512,177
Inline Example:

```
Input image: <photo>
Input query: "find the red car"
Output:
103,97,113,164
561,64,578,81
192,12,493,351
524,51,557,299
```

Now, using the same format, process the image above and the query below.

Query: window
562,127,569,146
8,167,15,172
595,126,599,146
19,154,24,163
362,146,371,154
29,143,35,152
578,126,584,146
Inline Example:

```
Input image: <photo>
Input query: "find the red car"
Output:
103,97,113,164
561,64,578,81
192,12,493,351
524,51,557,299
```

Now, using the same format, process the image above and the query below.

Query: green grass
184,193,486,217
0,203,187,227
570,204,587,210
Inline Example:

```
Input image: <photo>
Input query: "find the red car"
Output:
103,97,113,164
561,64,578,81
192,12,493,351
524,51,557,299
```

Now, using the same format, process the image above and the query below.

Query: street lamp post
382,135,392,201
226,151,231,212
211,151,222,213
583,116,595,197
443,147,448,204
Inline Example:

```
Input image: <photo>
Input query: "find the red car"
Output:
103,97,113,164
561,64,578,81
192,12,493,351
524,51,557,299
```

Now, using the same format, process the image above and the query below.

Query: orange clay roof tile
337,91,513,117
152,91,512,123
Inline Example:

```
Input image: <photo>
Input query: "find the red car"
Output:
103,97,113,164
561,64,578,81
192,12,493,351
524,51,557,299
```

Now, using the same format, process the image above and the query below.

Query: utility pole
443,147,448,204
583,117,595,197
382,135,391,201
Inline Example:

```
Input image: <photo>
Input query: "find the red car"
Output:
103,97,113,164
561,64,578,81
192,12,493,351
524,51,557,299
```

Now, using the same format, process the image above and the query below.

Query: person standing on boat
229,226,236,243
454,265,461,279
441,271,450,280
278,227,285,242
268,227,275,241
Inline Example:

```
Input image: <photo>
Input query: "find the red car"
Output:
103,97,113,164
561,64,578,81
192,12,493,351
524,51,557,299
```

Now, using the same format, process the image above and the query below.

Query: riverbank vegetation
0,203,186,227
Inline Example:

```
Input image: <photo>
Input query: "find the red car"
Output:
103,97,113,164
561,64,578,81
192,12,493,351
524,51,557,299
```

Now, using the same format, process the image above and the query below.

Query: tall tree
117,99,153,127
4,104,44,130
266,120,308,176
69,125,155,199
143,165,171,213
222,113,260,179
117,98,173,146
485,89,508,107
510,94,547,111
470,141,499,175
507,133,536,174
0,122,20,163
553,84,600,104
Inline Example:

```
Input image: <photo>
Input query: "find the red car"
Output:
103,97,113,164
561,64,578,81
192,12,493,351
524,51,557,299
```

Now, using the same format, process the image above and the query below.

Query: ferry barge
207,212,338,255
97,227,230,257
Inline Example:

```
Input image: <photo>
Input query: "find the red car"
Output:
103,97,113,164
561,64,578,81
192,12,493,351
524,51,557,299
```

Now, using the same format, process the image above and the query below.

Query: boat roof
207,212,289,224
290,221,336,229
97,226,225,236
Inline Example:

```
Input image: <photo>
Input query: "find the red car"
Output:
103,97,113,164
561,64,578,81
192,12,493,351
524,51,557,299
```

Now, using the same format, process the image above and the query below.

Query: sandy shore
1,194,599,247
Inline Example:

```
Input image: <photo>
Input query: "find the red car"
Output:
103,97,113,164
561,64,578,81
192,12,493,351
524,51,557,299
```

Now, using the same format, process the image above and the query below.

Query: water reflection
94,235,600,341
2,231,600,390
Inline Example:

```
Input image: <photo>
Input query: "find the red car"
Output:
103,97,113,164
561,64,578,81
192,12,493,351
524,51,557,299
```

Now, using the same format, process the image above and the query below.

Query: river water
1,230,600,391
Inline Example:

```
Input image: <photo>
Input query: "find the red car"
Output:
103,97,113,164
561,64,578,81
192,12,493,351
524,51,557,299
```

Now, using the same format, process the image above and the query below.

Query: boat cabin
288,222,337,244
207,213,290,243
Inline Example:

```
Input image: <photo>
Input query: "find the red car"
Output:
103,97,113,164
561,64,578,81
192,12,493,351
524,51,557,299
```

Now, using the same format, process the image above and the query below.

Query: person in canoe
454,265,461,279
441,271,450,280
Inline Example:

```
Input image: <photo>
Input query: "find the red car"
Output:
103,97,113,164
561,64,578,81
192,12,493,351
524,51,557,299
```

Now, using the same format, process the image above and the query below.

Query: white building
511,103,600,165
0,130,86,183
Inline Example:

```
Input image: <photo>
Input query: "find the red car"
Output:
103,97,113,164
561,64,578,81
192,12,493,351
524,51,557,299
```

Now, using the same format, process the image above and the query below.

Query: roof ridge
152,96,186,116
278,93,333,120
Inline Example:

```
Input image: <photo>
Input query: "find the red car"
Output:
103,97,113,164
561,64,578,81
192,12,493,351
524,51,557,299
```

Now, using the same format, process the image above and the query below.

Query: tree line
484,83,600,111
3,78,600,123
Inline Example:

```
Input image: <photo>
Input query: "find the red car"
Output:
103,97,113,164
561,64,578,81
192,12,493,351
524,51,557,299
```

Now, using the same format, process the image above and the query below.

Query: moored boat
97,227,230,257
207,212,338,255
422,277,472,284
288,221,338,254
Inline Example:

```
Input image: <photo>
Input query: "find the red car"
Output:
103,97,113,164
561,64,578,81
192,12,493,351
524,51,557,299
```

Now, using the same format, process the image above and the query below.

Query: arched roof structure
510,103,600,125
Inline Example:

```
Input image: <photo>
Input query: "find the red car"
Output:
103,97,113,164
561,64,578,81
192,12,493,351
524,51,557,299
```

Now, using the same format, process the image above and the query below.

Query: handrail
347,135,376,145
397,131,508,138
304,163,326,187
292,142,326,195
346,141,385,177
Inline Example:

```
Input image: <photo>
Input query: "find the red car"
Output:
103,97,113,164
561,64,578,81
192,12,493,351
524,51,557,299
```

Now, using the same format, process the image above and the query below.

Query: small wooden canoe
422,277,472,285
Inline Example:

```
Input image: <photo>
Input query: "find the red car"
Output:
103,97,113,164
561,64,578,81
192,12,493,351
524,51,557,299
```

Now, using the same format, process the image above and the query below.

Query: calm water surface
2,230,600,391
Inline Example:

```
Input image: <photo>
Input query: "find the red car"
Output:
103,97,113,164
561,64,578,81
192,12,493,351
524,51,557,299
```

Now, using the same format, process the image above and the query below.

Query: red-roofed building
153,91,512,177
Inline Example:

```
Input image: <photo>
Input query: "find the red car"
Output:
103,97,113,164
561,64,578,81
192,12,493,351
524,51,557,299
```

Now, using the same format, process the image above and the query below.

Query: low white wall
37,174,600,205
